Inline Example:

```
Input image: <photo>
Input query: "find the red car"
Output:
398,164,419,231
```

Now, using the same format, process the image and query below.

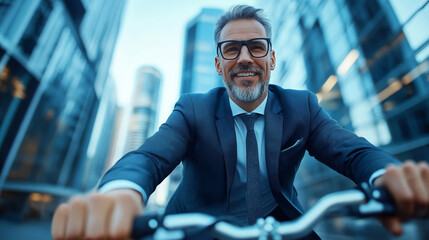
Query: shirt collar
229,93,268,117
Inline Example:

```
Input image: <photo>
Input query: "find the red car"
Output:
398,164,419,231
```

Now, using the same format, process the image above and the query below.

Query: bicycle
130,183,398,239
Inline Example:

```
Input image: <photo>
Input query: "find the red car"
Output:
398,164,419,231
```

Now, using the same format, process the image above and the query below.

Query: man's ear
270,50,276,70
215,56,222,75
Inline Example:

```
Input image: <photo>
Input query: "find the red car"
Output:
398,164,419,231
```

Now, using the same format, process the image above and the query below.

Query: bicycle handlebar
131,185,396,239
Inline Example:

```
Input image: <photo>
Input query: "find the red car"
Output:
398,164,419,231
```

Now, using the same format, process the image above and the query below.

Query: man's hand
51,189,143,240
374,161,429,236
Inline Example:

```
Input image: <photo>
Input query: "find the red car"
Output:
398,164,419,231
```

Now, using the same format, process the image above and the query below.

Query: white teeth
236,72,256,77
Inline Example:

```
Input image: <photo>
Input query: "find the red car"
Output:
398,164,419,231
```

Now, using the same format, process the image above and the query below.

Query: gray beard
225,65,269,102
226,79,268,102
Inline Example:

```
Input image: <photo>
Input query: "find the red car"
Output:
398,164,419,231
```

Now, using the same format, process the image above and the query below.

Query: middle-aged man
52,5,429,240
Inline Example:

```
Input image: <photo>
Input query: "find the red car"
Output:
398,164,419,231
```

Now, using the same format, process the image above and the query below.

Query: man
52,5,429,240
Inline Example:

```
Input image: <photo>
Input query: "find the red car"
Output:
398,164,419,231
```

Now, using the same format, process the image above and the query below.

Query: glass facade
259,0,429,238
0,0,125,238
180,8,225,94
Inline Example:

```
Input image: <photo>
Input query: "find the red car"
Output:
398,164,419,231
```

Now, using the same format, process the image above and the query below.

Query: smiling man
52,5,429,240
215,19,274,112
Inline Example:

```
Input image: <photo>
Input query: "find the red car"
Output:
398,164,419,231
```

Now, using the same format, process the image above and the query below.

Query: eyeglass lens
220,39,269,60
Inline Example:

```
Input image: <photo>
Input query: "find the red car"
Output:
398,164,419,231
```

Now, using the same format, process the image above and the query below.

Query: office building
180,8,224,94
259,0,429,238
0,0,125,238
124,66,161,153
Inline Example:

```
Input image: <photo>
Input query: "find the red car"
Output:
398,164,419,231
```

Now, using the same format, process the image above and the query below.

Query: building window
0,0,12,20
0,48,5,59
398,117,412,140
63,0,85,28
0,0,13,5
0,58,38,172
346,0,382,34
18,0,52,57
414,106,429,135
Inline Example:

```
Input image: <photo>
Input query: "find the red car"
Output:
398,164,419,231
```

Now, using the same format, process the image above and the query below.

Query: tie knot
239,113,258,131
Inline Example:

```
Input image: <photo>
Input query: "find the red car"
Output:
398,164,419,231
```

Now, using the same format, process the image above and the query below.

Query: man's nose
237,45,253,64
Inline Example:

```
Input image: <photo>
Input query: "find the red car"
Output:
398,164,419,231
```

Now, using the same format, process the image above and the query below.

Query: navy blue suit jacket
99,85,399,220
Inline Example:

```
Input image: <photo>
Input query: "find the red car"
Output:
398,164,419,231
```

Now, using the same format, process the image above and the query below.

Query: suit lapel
265,91,283,196
215,91,237,208
265,88,304,218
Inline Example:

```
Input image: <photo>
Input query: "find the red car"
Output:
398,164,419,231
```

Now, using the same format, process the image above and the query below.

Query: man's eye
225,47,239,53
250,43,267,52
251,46,264,50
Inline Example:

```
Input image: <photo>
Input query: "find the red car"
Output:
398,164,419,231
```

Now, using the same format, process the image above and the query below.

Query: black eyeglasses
217,38,271,60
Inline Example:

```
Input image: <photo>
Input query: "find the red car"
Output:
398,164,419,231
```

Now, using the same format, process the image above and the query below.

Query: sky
109,0,257,127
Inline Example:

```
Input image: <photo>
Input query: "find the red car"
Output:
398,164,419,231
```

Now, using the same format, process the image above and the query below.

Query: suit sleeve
305,92,401,184
98,94,195,199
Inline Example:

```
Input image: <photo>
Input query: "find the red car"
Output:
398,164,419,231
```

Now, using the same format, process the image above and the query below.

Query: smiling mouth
229,65,263,80
235,72,257,77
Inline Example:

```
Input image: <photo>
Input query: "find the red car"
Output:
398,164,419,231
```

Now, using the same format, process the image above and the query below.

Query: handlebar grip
370,186,396,215
347,184,396,217
131,212,162,239
370,187,395,205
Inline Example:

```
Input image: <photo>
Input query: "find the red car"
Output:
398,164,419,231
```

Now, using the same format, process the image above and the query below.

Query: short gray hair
214,5,272,43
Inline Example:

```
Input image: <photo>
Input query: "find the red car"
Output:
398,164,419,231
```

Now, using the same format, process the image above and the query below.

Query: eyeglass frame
216,38,272,60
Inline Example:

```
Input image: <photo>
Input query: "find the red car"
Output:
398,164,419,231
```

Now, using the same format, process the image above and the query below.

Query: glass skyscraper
180,8,225,94
259,0,429,238
124,66,161,154
0,0,125,238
